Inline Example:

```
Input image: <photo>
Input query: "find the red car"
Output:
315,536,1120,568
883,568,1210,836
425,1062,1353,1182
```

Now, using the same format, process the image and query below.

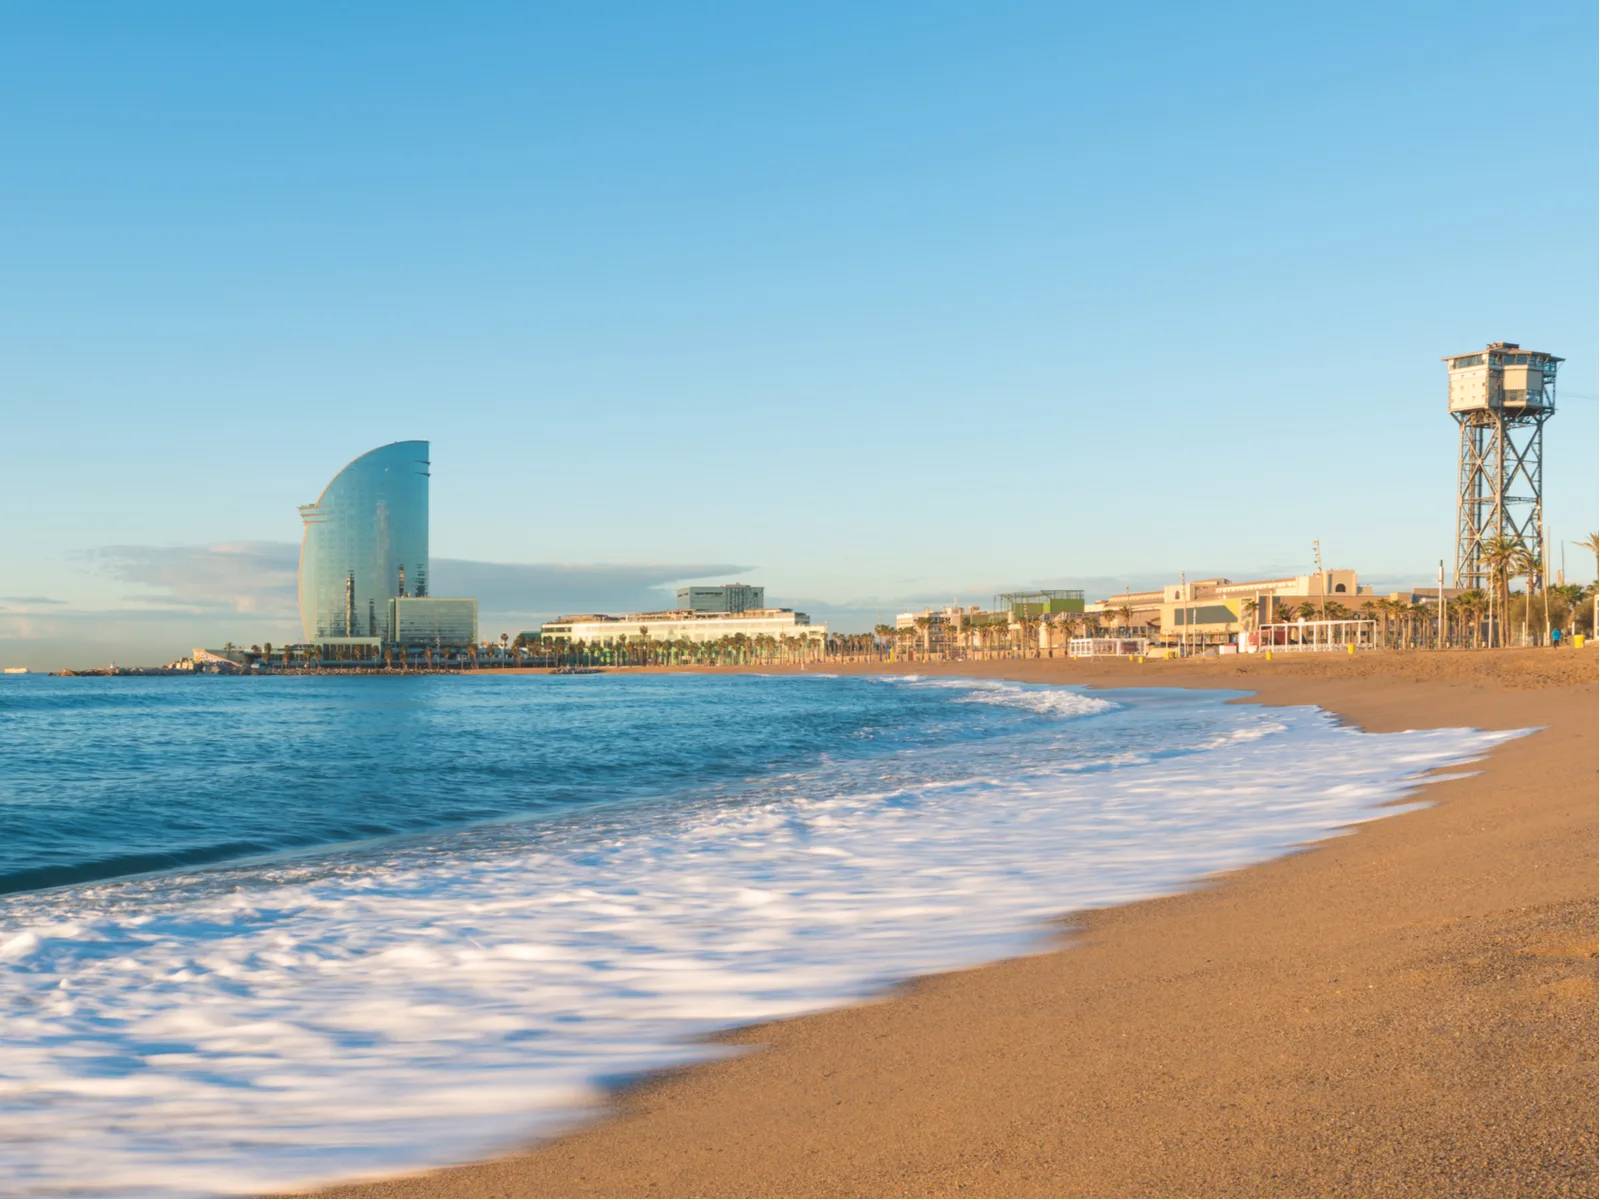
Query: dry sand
319,649,1597,1198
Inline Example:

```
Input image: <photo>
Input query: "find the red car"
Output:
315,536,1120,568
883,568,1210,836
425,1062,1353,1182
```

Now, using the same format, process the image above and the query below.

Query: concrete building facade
540,608,823,646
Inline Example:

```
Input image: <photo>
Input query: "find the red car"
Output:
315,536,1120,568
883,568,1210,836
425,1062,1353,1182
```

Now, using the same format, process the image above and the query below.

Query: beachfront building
299,441,431,642
895,608,957,656
297,440,481,650
389,596,479,646
1086,570,1377,653
676,583,765,613
894,605,1048,658
996,589,1084,618
540,607,825,647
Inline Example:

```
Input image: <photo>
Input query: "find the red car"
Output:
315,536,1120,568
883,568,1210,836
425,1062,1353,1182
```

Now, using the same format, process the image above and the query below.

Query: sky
2,1,1595,668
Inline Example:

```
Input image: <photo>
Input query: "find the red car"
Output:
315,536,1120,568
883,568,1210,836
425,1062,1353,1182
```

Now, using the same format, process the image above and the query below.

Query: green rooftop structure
995,589,1085,618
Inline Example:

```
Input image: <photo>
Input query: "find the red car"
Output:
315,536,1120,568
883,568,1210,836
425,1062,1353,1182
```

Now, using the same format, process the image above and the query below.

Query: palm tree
1356,600,1378,645
1479,533,1523,648
1507,542,1541,646
1547,583,1583,640
1117,603,1135,638
1453,589,1488,648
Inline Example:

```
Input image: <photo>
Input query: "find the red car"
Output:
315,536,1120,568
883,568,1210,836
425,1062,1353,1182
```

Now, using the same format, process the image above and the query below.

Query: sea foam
0,678,1522,1194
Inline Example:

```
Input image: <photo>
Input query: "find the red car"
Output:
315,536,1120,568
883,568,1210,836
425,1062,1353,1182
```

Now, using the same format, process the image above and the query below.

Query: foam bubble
0,684,1523,1195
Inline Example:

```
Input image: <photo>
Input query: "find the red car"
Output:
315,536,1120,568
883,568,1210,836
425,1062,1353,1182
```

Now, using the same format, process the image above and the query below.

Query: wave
0,682,1524,1195
888,675,1120,718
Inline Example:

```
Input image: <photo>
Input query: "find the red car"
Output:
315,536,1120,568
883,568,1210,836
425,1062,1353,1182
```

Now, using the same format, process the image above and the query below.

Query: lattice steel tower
1445,342,1561,589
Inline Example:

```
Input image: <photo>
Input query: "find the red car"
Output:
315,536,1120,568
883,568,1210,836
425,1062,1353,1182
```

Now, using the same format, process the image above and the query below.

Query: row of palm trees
1233,530,1600,650
1463,530,1598,648
515,631,837,668
236,532,1600,670
868,610,1154,661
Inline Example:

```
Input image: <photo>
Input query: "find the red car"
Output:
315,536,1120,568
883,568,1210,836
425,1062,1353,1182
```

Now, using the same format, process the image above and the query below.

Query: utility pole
1541,523,1551,645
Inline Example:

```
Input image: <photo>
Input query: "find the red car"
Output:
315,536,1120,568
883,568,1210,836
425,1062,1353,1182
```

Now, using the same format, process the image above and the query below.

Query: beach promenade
322,650,1597,1198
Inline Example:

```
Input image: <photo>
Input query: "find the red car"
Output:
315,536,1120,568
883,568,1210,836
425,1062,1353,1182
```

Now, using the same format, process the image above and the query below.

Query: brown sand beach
318,649,1597,1198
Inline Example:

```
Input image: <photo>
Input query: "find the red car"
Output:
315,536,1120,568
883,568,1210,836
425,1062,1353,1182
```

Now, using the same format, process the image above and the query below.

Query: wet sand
320,649,1597,1198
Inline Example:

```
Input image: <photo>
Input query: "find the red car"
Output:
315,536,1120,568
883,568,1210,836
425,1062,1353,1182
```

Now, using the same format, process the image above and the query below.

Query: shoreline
317,650,1597,1198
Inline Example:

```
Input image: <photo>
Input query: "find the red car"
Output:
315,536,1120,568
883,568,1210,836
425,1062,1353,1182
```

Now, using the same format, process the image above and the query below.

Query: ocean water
0,672,1521,1194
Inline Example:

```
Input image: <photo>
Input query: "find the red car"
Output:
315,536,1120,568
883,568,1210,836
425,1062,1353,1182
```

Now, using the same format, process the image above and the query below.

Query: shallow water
0,673,1520,1194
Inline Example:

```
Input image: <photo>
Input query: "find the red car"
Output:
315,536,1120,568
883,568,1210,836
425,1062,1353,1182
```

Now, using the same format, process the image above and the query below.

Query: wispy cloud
430,559,750,616
6,547,755,669
83,542,300,616
76,542,749,622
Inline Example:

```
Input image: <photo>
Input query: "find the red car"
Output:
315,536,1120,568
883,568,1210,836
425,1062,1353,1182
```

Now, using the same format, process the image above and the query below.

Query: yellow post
1265,650,1273,661
1347,643,1354,655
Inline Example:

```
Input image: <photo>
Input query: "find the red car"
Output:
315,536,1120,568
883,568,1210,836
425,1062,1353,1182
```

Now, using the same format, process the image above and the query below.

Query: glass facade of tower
389,597,479,646
298,441,430,641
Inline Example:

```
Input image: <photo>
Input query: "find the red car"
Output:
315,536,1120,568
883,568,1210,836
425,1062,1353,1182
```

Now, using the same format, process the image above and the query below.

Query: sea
0,671,1521,1195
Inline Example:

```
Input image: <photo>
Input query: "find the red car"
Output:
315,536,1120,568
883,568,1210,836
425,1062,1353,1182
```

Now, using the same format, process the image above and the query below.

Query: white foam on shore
0,683,1522,1195
898,675,1122,718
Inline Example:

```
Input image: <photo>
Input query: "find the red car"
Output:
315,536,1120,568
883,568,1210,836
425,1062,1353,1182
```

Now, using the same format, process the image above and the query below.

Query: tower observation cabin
1445,342,1560,591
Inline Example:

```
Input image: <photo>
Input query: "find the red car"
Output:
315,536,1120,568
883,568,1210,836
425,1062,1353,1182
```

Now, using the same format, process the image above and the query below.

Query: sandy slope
317,649,1598,1198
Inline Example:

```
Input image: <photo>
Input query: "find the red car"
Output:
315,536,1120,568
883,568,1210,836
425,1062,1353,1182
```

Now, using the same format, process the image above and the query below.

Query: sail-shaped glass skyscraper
298,441,431,641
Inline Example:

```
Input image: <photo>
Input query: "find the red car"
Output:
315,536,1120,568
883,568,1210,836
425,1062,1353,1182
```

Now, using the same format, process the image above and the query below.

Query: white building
540,608,825,646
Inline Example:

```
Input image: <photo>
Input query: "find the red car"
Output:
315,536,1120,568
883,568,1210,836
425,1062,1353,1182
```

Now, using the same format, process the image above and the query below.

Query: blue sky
2,2,1595,667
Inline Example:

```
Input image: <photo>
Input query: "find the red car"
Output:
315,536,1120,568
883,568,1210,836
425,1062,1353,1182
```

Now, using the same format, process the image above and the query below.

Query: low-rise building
540,608,824,646
1091,570,1373,649
995,589,1084,617
389,597,479,646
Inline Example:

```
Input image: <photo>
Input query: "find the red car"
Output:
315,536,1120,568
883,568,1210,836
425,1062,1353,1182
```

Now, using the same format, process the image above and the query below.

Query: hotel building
298,440,478,646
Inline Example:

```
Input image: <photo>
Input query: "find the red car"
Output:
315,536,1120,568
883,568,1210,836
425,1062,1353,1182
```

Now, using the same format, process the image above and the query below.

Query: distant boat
3,667,29,674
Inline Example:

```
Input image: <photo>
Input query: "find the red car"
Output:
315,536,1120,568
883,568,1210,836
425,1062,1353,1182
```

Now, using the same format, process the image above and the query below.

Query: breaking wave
0,673,1523,1194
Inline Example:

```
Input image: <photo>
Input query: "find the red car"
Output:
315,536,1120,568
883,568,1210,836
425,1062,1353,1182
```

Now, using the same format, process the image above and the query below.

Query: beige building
540,608,825,646
1091,570,1373,647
